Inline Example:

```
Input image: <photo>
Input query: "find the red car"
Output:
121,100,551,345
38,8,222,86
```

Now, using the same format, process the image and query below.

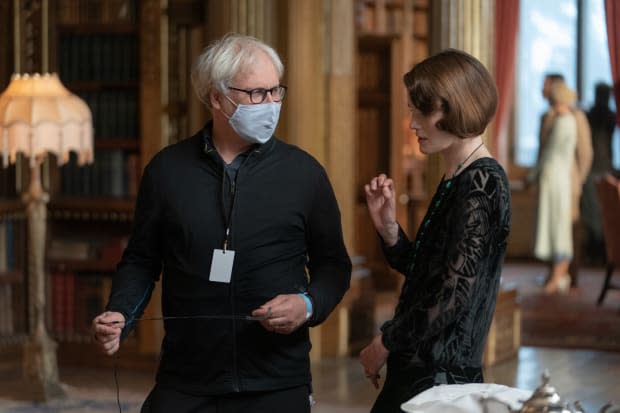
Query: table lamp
0,73,93,401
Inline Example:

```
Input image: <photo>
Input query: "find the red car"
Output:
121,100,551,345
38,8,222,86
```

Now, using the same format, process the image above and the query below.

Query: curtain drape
492,0,519,167
605,0,620,128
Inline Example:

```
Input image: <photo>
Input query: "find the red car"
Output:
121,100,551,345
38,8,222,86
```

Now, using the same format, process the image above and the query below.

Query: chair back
595,174,620,266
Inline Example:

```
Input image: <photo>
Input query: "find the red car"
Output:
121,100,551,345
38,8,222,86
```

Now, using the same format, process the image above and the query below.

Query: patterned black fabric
377,157,511,401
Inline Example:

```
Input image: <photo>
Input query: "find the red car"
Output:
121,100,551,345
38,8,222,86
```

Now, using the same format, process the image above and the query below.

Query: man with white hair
91,33,351,412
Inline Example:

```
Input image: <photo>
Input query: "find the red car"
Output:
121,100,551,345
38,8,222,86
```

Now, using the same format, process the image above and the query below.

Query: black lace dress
371,158,511,413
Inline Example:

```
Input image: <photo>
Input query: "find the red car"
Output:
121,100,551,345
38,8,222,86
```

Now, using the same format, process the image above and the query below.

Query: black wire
113,354,121,413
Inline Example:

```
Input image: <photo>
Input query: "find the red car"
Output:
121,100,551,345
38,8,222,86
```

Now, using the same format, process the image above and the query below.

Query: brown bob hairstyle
403,48,498,139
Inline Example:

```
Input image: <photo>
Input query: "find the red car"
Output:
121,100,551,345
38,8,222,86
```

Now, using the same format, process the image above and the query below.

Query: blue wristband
298,293,313,320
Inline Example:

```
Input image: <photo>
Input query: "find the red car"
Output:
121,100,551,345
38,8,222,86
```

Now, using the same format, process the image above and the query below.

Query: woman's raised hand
364,174,399,246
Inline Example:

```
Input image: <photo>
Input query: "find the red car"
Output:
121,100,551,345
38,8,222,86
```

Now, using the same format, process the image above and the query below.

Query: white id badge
209,249,235,283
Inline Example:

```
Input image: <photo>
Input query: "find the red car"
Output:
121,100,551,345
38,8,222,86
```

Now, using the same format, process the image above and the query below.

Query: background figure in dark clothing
582,82,617,264
91,33,351,413
359,49,511,412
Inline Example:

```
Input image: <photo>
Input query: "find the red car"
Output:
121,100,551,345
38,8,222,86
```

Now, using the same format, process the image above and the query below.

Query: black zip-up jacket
106,123,352,395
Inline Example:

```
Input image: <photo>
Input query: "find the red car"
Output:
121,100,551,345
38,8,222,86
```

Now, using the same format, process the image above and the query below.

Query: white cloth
401,383,532,413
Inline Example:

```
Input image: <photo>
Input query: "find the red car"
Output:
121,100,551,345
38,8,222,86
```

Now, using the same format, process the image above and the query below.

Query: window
515,0,619,168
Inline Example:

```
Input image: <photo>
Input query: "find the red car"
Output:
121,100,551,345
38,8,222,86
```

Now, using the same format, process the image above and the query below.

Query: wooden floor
0,346,618,412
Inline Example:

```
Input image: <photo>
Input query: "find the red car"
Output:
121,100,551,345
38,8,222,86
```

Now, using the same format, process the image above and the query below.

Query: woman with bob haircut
360,49,512,411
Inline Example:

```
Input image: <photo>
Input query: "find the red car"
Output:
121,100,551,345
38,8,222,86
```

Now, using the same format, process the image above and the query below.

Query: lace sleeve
381,167,507,354
420,177,495,339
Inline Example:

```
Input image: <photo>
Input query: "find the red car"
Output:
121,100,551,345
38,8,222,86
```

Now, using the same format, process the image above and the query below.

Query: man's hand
359,334,389,389
252,294,307,334
92,311,125,355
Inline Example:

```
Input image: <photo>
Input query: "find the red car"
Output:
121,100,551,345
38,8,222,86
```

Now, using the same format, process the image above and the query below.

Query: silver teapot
481,370,619,413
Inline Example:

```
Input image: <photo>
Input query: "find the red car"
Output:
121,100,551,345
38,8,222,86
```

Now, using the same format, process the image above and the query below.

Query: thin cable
113,355,121,413
100,311,271,325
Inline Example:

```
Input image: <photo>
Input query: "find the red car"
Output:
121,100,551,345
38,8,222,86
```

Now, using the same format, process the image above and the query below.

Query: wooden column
206,0,278,46
285,0,357,359
390,0,415,240
323,0,357,359
138,0,165,355
327,0,355,252
140,0,166,167
285,1,326,160
426,0,495,190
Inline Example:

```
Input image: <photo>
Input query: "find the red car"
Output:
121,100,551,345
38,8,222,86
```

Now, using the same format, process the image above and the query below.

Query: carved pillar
286,1,326,160
323,0,357,358
206,0,278,45
137,0,166,356
140,0,165,167
326,0,355,253
284,0,357,359
14,0,45,74
426,0,495,190
21,161,64,401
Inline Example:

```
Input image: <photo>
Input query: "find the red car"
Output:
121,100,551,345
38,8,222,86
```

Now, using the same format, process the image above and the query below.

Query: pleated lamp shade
0,73,93,168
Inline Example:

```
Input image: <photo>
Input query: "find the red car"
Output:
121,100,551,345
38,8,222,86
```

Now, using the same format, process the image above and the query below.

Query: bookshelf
52,1,140,200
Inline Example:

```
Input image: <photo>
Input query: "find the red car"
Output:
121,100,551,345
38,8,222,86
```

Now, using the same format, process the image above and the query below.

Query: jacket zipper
229,148,258,393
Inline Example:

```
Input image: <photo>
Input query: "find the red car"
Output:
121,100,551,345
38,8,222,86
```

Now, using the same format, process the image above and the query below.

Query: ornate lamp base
22,334,66,401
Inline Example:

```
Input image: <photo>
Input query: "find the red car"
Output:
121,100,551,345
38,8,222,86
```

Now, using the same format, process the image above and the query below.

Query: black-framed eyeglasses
227,85,287,104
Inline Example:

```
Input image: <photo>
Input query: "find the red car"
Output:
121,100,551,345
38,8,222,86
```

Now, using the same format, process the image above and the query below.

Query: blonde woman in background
527,82,579,294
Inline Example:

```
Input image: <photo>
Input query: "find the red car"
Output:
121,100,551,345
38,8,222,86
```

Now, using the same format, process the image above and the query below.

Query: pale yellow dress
531,113,577,261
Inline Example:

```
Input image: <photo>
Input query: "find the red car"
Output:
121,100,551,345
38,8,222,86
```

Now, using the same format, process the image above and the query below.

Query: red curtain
606,0,620,128
492,0,520,167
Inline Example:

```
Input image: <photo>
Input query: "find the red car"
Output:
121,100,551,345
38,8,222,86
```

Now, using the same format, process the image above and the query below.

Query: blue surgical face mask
222,95,281,144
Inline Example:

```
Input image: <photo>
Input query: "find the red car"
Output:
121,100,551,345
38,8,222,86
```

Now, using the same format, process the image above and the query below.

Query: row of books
57,0,138,25
0,217,26,338
49,271,113,340
0,282,26,337
0,218,23,273
60,150,140,198
79,91,139,140
59,33,139,83
0,165,18,199
47,236,128,263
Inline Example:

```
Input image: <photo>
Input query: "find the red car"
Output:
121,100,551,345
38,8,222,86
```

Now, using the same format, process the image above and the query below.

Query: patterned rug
501,262,620,352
